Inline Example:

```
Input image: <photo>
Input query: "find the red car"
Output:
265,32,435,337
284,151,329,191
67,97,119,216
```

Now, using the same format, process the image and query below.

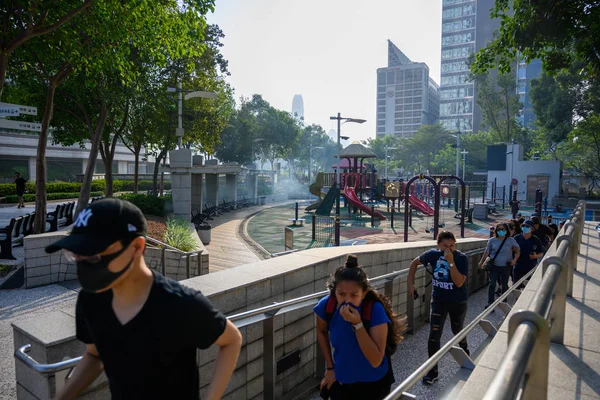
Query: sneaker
422,369,438,385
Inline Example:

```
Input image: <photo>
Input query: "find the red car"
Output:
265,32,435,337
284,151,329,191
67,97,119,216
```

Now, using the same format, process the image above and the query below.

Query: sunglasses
64,240,132,264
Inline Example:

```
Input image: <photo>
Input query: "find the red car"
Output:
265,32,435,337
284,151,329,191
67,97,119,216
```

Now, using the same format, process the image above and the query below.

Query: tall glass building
439,0,498,133
376,40,440,138
516,59,542,128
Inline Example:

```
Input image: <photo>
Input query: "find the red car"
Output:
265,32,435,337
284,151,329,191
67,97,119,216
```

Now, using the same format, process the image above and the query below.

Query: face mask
77,243,134,293
522,227,531,234
497,230,507,237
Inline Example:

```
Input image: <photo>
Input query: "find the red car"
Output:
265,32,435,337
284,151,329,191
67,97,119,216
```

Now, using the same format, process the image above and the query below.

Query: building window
378,72,386,85
387,71,395,83
441,31,474,46
378,99,386,106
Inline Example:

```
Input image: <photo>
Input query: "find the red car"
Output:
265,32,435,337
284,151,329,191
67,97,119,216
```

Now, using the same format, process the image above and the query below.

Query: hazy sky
207,0,442,143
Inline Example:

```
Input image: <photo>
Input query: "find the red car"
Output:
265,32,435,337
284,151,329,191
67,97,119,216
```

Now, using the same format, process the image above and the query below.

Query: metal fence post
186,255,190,279
334,217,340,246
263,315,276,400
371,206,375,227
161,248,166,276
391,206,395,229
312,214,316,241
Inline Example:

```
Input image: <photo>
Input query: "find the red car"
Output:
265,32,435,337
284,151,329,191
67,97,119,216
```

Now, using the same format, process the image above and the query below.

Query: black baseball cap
46,198,147,256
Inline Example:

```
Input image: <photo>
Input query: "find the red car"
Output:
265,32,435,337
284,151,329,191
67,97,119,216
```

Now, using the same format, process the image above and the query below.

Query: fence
309,214,334,248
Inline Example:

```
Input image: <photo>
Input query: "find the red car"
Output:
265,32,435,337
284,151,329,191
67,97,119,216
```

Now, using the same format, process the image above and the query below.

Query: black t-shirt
514,234,543,269
419,249,468,302
533,223,553,247
76,271,227,400
15,177,26,193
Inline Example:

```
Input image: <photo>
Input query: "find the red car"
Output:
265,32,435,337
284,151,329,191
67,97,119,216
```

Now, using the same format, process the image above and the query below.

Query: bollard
371,206,375,227
295,202,299,221
334,217,341,246
502,186,506,209
312,213,316,240
391,206,395,229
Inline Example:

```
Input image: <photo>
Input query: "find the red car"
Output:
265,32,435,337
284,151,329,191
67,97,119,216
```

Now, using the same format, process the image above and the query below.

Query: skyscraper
439,0,499,133
291,94,304,122
516,58,542,128
376,40,440,138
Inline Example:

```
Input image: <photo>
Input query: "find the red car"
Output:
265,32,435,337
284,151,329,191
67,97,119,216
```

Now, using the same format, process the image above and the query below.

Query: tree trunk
152,149,166,196
133,143,141,193
0,52,8,101
104,157,114,197
34,82,58,233
76,103,108,216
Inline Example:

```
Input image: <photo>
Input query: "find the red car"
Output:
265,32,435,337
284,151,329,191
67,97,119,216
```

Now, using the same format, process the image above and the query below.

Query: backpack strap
324,295,337,323
361,299,374,329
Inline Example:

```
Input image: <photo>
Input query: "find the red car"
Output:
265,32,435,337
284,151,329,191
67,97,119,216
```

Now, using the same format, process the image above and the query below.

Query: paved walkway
456,222,600,399
204,202,296,272
0,201,68,227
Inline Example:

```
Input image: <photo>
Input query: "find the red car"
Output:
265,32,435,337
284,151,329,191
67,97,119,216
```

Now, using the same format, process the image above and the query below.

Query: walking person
14,172,26,208
408,231,469,385
315,255,402,400
513,220,544,286
479,223,520,309
46,198,242,400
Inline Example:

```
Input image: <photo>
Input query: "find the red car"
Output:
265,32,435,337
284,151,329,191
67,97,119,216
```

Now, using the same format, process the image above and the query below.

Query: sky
207,0,442,143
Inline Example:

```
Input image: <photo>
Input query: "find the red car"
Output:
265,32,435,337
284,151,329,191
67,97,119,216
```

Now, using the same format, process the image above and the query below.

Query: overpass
11,202,598,399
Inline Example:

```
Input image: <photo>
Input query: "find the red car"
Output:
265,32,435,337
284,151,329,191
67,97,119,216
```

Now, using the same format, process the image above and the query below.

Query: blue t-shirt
419,249,468,302
313,295,390,384
514,234,542,269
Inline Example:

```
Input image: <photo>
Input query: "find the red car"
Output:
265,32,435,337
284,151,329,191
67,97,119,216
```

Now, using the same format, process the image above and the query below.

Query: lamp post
461,150,468,181
329,113,366,217
384,145,398,181
167,83,218,149
308,145,324,187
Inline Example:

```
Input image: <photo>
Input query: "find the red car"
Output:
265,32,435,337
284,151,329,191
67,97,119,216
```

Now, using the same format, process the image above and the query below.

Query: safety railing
483,201,586,400
384,201,586,400
15,247,485,400
145,236,203,280
309,214,334,248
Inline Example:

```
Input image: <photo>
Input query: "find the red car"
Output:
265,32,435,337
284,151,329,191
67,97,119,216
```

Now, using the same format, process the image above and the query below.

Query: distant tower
292,94,304,122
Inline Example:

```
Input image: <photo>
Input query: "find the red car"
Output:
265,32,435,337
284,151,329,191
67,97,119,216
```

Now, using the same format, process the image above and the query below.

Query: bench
455,207,474,223
46,202,74,232
287,218,304,227
0,216,22,260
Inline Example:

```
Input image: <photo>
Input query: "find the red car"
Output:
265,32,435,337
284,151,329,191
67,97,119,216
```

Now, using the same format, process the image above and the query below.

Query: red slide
343,187,386,220
408,195,434,216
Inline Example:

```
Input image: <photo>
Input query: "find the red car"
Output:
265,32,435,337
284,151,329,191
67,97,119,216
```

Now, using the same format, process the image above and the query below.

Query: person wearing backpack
408,231,469,385
314,255,403,400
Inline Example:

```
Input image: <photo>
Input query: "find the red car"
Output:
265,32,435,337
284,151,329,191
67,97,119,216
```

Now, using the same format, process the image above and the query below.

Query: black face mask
77,242,134,293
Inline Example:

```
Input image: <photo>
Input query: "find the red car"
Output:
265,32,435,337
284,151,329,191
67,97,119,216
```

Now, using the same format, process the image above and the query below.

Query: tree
559,113,600,180
471,69,522,143
0,0,95,99
397,125,453,175
472,0,600,77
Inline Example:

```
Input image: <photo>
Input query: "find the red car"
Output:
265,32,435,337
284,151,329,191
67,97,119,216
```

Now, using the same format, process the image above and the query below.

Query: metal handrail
145,236,203,257
384,264,537,399
482,201,586,400
145,236,204,278
14,246,486,396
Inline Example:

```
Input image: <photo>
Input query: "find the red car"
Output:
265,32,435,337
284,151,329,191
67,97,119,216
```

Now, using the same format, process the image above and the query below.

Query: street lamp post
167,83,218,149
329,113,366,217
384,145,398,181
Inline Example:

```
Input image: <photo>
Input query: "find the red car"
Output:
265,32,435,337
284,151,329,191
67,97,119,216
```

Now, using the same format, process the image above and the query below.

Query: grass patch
163,217,197,252
0,264,16,278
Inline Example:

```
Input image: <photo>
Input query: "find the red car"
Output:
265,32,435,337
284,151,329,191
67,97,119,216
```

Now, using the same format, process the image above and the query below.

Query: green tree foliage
471,69,522,143
294,124,337,181
396,125,453,175
558,113,600,179
472,0,600,77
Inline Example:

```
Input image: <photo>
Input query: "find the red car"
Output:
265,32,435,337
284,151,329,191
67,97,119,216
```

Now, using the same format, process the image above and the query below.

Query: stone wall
145,247,209,280
13,238,488,400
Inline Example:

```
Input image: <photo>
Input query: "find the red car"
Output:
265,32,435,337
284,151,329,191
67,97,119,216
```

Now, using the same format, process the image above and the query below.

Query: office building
516,58,542,128
376,40,440,138
439,0,499,133
291,94,304,122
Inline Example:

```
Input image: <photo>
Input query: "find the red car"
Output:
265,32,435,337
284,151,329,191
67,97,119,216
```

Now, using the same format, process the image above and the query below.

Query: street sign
0,105,20,117
0,119,42,132
0,102,37,116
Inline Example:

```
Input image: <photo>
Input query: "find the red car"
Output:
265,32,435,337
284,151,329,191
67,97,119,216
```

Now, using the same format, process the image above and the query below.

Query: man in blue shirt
513,220,544,285
408,231,469,385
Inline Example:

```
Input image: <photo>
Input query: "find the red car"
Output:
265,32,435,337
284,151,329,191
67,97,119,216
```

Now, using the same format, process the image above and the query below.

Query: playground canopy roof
339,142,376,159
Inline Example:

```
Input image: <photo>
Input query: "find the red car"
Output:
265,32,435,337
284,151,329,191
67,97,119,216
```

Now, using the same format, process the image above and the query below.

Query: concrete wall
23,229,209,288
13,238,487,400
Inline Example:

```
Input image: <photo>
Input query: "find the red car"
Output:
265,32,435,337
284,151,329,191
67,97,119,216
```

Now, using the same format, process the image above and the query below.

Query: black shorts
16,191,24,197
323,364,394,400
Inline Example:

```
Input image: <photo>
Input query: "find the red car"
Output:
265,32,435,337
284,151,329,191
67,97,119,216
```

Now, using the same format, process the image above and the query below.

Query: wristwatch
449,262,456,268
352,321,364,331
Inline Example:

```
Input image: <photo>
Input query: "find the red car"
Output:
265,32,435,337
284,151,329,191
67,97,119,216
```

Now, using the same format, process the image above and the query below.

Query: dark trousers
489,265,510,304
327,376,392,400
428,300,468,372
513,263,535,284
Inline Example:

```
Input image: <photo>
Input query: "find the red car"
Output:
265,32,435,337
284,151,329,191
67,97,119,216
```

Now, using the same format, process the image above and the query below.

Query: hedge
0,179,171,197
118,193,173,217
4,191,104,204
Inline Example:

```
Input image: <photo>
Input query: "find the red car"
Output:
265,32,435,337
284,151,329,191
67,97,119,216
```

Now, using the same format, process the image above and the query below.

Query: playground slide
306,172,325,211
344,187,386,220
315,183,339,216
408,195,434,216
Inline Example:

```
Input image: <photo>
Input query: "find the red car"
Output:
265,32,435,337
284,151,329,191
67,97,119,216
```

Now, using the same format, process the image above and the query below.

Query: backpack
324,295,398,356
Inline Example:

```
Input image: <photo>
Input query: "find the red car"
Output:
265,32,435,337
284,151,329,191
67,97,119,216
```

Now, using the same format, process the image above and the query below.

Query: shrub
0,179,171,197
163,217,197,252
4,191,104,203
118,193,173,217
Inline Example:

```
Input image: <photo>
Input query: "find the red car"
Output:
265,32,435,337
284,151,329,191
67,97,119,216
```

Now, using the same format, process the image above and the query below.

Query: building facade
516,58,542,128
439,0,498,133
291,94,304,122
376,40,440,138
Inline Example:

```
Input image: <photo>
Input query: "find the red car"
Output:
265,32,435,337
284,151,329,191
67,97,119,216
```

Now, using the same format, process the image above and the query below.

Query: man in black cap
513,220,544,285
48,198,242,400
531,212,553,251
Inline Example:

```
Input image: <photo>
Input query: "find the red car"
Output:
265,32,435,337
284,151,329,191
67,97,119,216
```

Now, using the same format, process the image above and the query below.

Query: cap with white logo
46,198,147,256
